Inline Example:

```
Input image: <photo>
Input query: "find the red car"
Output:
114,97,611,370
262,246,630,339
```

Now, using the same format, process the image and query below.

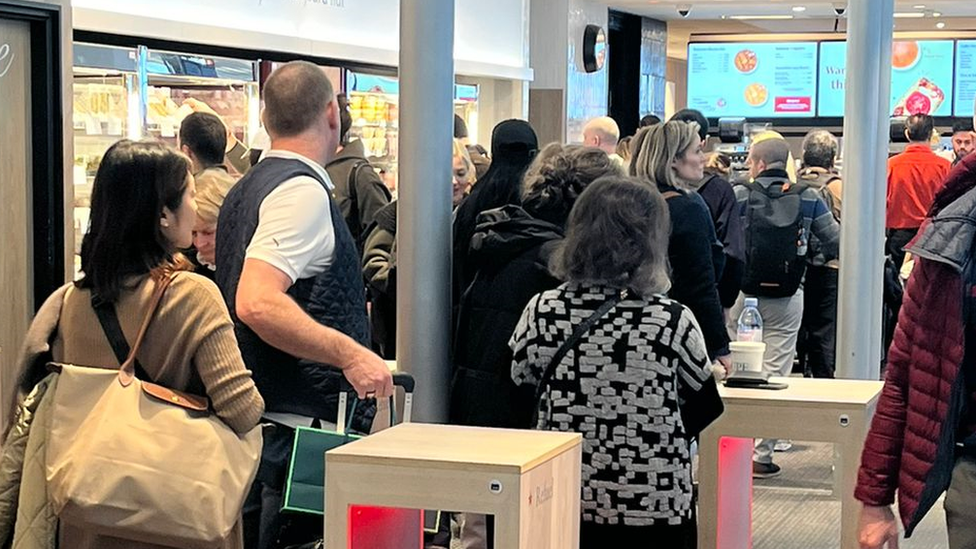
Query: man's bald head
263,61,335,139
748,137,791,179
582,116,621,154
750,138,791,168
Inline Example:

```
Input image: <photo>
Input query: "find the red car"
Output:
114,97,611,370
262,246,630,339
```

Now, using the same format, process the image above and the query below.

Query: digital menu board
817,42,847,117
687,42,817,118
955,41,976,117
818,40,955,117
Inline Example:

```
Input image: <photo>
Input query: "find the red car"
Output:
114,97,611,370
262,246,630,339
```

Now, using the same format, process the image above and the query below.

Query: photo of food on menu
817,39,955,117
687,42,818,118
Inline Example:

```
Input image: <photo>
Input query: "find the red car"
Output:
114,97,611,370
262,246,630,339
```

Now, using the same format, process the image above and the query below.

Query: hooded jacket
855,153,976,535
797,166,842,269
325,139,392,248
450,206,563,428
0,284,69,549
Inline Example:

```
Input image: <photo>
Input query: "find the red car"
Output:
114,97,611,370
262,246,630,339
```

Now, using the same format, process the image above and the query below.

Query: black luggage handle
336,372,415,433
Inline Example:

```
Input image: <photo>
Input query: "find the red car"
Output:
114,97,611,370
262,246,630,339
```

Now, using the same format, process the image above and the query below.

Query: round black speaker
582,24,607,74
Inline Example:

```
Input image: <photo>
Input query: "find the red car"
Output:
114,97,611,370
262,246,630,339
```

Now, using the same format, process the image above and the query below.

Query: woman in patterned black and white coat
510,176,724,548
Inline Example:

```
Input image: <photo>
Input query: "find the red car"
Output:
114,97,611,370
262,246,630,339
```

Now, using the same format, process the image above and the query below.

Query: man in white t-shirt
215,60,393,549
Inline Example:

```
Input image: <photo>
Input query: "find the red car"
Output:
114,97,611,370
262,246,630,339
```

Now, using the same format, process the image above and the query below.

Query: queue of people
2,57,976,549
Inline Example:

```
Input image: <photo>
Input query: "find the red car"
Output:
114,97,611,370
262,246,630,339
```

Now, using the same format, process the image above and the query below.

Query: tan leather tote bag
45,274,262,548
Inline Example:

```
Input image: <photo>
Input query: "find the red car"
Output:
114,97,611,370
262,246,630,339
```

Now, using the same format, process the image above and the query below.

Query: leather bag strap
117,273,177,387
530,289,625,426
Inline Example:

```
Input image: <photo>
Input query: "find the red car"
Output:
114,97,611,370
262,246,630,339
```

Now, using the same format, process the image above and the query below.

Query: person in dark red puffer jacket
855,151,976,549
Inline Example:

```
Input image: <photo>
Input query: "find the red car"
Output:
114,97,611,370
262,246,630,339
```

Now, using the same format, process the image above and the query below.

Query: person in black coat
452,119,539,307
450,143,622,428
631,121,732,370
698,152,745,309
671,110,744,310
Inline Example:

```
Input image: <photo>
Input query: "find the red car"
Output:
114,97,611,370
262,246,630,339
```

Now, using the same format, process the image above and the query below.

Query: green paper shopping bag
282,374,415,515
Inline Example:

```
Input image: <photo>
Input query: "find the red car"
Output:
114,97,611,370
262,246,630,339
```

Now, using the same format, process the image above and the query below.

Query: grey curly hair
801,130,839,170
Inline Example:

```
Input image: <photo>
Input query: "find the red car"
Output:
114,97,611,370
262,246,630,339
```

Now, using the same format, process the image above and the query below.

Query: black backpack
740,179,809,298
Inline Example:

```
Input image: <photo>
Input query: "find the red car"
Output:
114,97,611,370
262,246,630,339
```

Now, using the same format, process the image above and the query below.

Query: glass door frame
1,0,65,307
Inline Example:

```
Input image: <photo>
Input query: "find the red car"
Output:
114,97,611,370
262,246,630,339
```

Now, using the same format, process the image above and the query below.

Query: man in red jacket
856,149,976,549
885,114,951,269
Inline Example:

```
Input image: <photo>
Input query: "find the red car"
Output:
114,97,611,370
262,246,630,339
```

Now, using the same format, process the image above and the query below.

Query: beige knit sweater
51,271,263,549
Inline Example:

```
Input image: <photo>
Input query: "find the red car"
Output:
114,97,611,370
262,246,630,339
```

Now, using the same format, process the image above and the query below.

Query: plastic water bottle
737,298,764,343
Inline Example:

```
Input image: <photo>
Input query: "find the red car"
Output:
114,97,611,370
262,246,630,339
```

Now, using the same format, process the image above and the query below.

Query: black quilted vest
216,156,370,423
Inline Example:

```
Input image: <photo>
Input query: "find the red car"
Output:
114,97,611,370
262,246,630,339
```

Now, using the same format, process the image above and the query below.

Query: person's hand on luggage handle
341,346,394,399
858,504,899,549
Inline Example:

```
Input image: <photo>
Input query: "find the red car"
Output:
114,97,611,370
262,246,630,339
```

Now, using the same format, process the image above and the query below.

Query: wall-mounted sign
818,40,954,117
688,42,818,118
0,42,13,79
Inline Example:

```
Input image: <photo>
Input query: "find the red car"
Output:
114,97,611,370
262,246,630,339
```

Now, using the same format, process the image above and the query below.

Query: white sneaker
774,440,793,452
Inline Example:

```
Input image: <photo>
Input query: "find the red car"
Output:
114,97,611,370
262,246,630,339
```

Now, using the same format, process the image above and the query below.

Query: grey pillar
836,0,894,380
397,0,455,421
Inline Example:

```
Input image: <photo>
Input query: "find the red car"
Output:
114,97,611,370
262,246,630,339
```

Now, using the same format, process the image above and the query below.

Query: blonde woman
363,138,476,358
630,121,731,372
453,137,477,207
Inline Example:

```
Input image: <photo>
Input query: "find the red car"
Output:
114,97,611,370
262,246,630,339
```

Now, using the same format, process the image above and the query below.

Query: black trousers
798,266,838,379
885,228,919,271
243,425,321,549
580,519,696,549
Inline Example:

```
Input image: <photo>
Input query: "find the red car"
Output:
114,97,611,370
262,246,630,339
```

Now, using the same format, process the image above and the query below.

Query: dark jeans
885,228,919,272
580,519,696,549
883,229,915,373
243,424,321,549
797,266,838,378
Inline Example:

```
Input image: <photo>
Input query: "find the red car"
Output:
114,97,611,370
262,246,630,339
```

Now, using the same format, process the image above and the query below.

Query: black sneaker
752,461,782,479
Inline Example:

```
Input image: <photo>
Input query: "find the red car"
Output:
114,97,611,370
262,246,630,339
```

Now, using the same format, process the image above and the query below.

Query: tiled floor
753,441,949,549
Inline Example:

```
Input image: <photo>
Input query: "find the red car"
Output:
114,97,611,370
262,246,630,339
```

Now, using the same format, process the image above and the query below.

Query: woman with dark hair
631,121,732,372
452,119,539,302
510,176,723,548
1,140,263,549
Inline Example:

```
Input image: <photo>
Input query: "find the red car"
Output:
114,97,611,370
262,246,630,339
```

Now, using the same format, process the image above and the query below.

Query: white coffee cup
729,341,766,376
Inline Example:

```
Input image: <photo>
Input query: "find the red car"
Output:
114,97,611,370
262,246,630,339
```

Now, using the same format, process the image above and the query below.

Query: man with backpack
730,137,840,479
325,93,392,250
796,130,842,379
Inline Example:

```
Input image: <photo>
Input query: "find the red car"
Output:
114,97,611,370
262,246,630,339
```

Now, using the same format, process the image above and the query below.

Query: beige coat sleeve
11,375,59,549
0,378,48,544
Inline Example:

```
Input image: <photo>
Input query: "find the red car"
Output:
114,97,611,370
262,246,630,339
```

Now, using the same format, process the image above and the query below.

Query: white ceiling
611,0,976,59
611,0,976,21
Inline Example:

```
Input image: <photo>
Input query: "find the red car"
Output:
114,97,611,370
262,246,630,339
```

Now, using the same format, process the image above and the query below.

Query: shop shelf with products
142,50,260,169
71,43,260,278
71,63,140,278
347,72,401,192
346,71,481,195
